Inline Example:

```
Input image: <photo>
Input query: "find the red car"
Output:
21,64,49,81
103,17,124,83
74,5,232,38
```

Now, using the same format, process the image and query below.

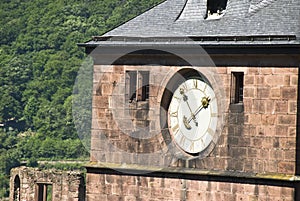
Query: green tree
0,0,164,198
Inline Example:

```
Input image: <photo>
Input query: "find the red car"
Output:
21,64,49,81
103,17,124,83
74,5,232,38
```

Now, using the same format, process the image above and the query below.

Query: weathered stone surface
90,66,298,172
86,66,298,200
85,173,295,201
10,166,84,201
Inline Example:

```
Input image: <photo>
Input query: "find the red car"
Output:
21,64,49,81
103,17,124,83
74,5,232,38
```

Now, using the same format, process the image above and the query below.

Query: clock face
168,78,218,154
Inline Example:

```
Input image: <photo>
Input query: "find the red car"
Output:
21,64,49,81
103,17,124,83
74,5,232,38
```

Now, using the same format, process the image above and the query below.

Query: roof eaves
79,35,300,47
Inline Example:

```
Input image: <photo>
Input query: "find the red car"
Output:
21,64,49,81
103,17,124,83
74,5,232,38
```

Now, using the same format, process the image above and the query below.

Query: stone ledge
85,162,300,187
12,166,84,175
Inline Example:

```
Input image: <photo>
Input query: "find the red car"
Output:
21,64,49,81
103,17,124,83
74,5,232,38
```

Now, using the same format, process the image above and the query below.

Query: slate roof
83,0,300,46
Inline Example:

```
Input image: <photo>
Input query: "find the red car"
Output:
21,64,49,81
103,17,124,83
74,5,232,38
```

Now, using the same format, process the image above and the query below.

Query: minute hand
188,104,203,123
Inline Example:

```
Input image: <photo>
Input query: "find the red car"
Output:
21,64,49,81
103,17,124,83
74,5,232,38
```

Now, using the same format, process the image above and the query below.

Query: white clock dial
168,78,218,154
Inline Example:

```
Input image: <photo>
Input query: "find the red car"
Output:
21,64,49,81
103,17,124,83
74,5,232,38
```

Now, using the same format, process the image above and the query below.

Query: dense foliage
0,0,163,198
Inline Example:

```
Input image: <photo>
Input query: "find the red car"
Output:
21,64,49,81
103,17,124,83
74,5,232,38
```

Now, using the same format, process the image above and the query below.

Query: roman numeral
193,79,198,88
189,142,195,152
211,113,218,117
207,128,214,136
180,135,185,145
173,96,180,101
172,124,179,133
170,111,178,117
203,84,207,92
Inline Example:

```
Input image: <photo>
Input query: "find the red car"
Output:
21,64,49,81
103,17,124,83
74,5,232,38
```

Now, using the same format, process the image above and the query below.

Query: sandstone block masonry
91,66,298,173
87,66,299,200
86,172,295,201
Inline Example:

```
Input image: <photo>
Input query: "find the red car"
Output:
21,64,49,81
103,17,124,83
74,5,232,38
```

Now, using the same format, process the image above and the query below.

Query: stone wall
200,67,297,174
88,65,298,200
86,173,294,201
91,66,298,173
10,166,85,201
91,65,174,166
216,67,298,174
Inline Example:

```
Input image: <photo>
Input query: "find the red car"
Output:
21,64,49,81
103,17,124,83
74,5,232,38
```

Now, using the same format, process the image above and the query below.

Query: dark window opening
140,71,150,101
230,72,244,104
126,71,149,102
205,0,228,19
36,184,52,201
127,71,137,101
13,175,20,201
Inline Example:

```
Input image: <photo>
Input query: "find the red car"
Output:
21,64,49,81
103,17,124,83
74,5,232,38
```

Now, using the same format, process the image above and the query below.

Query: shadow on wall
227,103,245,171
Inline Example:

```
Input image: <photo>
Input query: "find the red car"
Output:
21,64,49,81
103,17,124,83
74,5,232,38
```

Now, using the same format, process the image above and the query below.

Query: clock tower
80,0,300,200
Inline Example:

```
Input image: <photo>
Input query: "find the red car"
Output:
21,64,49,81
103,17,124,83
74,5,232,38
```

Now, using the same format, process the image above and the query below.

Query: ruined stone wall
88,65,298,200
10,166,85,201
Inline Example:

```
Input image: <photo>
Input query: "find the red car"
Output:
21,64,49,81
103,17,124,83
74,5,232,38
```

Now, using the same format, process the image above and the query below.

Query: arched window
13,175,20,201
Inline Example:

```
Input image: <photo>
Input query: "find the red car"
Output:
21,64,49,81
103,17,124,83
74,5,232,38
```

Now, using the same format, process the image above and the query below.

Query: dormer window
205,0,228,20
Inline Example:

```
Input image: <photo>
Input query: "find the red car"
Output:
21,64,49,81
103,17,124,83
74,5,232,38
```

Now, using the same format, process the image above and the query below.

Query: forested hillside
0,0,163,198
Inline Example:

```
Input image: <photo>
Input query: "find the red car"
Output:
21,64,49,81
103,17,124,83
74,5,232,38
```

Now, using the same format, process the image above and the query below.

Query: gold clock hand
201,97,210,108
183,115,192,130
183,94,198,125
187,97,210,123
188,105,203,123
180,87,197,126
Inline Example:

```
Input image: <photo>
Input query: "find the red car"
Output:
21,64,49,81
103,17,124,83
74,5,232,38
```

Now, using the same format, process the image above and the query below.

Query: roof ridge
248,0,277,14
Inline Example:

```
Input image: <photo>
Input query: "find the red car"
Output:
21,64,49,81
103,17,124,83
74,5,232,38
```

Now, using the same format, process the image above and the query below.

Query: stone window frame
125,70,150,103
230,71,244,104
35,183,53,201
229,70,245,113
